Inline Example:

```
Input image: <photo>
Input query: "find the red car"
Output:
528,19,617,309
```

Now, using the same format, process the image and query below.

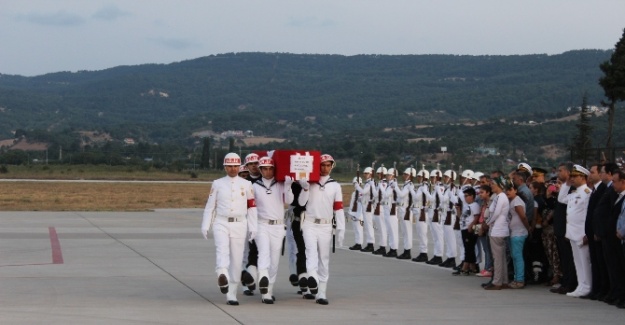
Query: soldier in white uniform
565,164,593,298
300,154,346,305
354,167,376,252
410,168,432,262
201,153,258,306
252,156,309,304
427,169,445,265
372,166,388,255
348,176,364,251
439,170,459,268
383,168,400,257
393,167,416,259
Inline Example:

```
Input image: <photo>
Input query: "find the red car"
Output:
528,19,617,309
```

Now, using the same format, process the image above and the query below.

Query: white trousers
384,207,399,250
373,211,387,247
351,217,363,245
428,211,444,256
362,209,375,244
302,221,333,283
571,240,592,295
256,222,286,284
398,207,413,250
413,208,429,253
442,216,457,259
213,219,247,284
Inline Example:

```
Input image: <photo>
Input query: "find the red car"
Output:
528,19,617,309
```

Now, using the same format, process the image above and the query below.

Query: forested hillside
0,50,611,143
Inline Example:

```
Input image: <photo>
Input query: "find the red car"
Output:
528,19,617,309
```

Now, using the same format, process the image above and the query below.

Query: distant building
124,138,135,145
475,146,498,155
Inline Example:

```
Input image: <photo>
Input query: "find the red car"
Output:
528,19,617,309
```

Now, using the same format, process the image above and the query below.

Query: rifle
405,165,413,221
390,161,397,215
374,163,384,216
332,214,336,253
444,180,455,226
366,161,375,213
351,164,360,213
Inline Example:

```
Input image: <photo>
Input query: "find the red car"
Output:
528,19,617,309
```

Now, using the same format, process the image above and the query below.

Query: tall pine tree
599,28,625,160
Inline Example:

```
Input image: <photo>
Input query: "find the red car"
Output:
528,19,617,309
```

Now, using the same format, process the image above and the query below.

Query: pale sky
1,0,624,76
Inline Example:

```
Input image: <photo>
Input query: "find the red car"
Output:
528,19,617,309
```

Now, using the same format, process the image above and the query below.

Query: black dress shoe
261,297,274,304
218,274,229,294
303,293,315,300
481,280,492,288
579,293,593,300
259,276,269,295
372,247,386,255
397,250,411,259
384,249,397,257
360,243,375,252
412,253,429,262
308,276,318,294
617,300,625,309
299,276,309,292
349,244,362,251
243,290,254,296
605,297,618,305
226,300,239,306
426,256,443,265
316,298,329,305
439,258,456,268
241,270,254,287
289,274,299,286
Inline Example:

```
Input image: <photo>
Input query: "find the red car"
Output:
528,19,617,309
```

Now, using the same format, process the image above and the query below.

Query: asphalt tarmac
1,209,622,324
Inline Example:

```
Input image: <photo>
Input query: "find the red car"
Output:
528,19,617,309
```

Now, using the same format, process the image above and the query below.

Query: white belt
219,216,246,222
306,218,332,224
259,219,284,225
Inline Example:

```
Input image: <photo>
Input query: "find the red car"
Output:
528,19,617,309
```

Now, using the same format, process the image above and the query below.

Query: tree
599,28,625,160
200,137,211,169
572,93,593,165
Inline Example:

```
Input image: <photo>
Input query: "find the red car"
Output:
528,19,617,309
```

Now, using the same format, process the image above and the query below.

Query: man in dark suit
581,164,608,300
606,168,625,308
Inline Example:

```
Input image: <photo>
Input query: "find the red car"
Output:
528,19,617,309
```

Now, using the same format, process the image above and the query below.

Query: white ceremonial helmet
417,169,430,179
473,171,484,179
363,167,373,174
430,169,442,178
223,153,241,166
386,168,396,176
238,165,249,174
461,169,474,179
517,162,533,175
376,167,388,175
244,153,260,165
320,154,336,168
443,170,457,180
258,156,274,167
403,167,416,177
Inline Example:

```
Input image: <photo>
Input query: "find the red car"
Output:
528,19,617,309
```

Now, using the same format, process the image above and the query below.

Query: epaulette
584,188,591,194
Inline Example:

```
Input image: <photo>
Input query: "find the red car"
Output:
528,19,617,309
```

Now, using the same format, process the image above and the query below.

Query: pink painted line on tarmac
49,227,64,264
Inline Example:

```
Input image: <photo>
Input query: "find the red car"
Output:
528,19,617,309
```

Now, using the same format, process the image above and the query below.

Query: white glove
298,178,310,190
248,231,256,243
337,229,345,247
201,220,210,240
284,175,293,187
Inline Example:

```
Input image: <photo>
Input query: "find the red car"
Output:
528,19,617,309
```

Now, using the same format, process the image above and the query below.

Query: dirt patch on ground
10,138,48,151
